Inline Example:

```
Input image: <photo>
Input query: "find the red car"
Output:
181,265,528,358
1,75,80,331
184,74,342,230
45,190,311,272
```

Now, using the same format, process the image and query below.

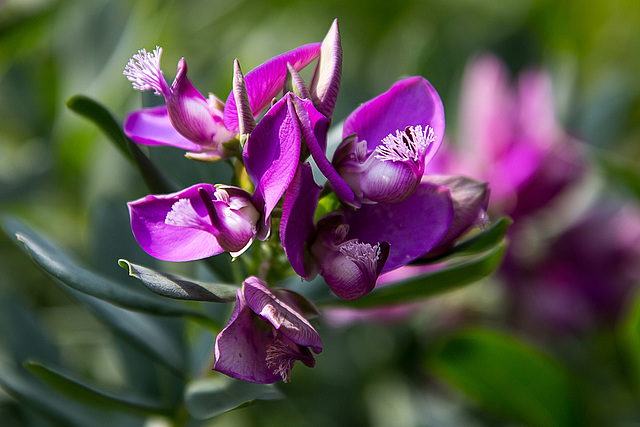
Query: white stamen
340,240,380,270
123,46,169,96
165,198,211,231
265,340,298,383
374,125,435,163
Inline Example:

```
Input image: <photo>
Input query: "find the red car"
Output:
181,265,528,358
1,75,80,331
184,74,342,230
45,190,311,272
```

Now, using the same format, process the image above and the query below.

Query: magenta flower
128,184,265,261
123,47,237,160
432,54,585,219
213,277,322,383
333,76,445,205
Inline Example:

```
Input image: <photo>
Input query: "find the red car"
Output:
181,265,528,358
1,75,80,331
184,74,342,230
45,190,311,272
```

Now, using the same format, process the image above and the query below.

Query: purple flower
123,47,236,161
128,184,265,261
333,76,445,205
213,277,322,383
432,54,585,219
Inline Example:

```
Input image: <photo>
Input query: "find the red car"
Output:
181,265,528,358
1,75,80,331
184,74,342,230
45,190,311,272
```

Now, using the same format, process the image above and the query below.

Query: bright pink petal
224,43,322,132
123,106,202,151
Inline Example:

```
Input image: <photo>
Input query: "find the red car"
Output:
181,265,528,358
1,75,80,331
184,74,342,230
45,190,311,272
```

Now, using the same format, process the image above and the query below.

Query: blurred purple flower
213,277,322,383
432,54,585,219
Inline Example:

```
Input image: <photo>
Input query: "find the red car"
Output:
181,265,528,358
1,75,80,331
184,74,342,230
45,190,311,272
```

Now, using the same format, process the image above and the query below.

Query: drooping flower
123,47,236,160
128,184,265,261
333,76,445,205
213,277,322,383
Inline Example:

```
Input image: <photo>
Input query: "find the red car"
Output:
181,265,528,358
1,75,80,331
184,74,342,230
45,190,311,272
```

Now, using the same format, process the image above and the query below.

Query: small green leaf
24,360,172,415
66,95,176,194
1,215,205,319
184,376,284,420
119,259,238,303
326,241,507,308
413,216,512,264
427,328,582,427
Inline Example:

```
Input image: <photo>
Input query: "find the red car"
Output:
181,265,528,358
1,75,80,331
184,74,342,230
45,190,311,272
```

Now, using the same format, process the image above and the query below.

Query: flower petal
342,181,454,273
213,289,281,384
243,94,301,220
128,184,224,262
342,76,445,166
310,18,342,117
124,106,202,151
280,162,321,278
224,43,322,132
244,277,322,353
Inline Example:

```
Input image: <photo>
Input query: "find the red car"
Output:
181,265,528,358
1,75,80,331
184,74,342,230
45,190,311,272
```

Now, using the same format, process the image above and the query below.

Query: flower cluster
123,20,488,383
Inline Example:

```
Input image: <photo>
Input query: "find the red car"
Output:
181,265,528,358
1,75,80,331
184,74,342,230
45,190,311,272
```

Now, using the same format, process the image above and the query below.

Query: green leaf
184,376,284,420
1,215,205,319
119,259,237,303
426,328,582,427
413,217,512,264
0,358,98,426
598,150,640,203
24,360,172,415
63,284,186,376
619,289,640,395
66,95,176,194
325,241,507,308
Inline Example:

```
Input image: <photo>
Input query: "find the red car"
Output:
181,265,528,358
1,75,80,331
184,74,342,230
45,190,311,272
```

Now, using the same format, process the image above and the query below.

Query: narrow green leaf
25,360,172,416
119,259,237,303
1,215,205,319
63,284,186,376
0,358,98,426
326,241,507,308
184,376,283,420
413,216,512,264
427,328,582,427
66,95,176,194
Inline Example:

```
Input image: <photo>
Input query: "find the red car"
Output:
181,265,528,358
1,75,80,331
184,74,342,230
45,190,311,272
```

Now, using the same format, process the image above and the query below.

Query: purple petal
213,289,280,384
421,175,489,256
342,181,454,273
224,43,322,132
244,277,322,353
243,94,301,220
293,96,355,204
310,18,342,117
127,184,224,262
342,76,445,166
124,106,202,151
280,162,321,278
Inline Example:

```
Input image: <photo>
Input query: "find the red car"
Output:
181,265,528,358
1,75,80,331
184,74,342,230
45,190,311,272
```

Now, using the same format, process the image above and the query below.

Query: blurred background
1,0,640,425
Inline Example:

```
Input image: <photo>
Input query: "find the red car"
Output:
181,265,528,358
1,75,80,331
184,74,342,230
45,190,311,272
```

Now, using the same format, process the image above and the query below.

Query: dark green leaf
119,259,237,303
619,290,640,395
325,241,507,308
66,95,176,194
426,328,582,427
24,360,172,415
598,150,640,203
0,358,98,426
184,376,283,420
63,285,186,376
1,215,205,319
412,216,512,264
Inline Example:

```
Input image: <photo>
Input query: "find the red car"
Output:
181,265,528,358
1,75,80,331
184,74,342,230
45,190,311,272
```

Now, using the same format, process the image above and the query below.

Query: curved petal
244,277,322,353
310,18,342,117
342,76,445,166
342,181,454,273
280,162,321,278
224,43,322,132
127,184,224,262
213,289,280,384
124,106,202,151
244,94,301,220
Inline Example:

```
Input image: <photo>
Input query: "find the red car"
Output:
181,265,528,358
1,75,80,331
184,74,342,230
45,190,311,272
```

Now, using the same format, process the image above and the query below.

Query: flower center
265,339,314,383
164,198,212,231
339,240,381,276
374,125,435,166
123,46,170,97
